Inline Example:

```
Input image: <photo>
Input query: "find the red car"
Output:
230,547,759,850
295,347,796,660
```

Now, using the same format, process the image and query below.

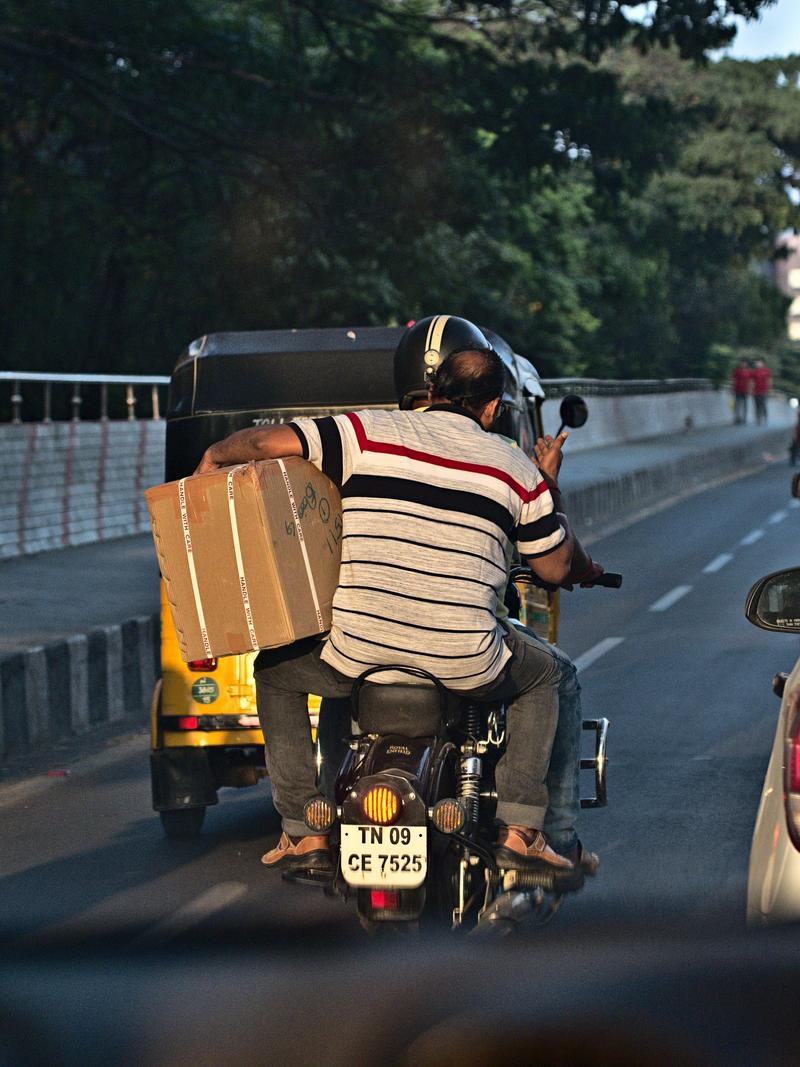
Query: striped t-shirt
289,405,564,690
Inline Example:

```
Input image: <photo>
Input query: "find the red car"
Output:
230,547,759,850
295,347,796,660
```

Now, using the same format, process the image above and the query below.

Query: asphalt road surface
1,460,798,948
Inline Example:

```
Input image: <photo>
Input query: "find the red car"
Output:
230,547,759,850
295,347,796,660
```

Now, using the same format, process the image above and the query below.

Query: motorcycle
295,567,621,934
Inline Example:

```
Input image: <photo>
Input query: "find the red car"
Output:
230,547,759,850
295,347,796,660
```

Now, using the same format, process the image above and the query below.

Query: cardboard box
145,458,342,661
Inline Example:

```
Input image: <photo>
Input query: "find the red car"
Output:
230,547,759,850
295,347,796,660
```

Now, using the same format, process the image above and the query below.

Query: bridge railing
540,377,716,398
0,372,170,423
1,372,718,422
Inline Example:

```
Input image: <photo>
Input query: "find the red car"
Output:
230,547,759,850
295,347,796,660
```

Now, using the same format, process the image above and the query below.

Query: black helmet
393,315,494,409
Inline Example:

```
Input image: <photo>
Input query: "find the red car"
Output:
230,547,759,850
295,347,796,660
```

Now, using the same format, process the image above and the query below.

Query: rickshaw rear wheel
159,807,206,838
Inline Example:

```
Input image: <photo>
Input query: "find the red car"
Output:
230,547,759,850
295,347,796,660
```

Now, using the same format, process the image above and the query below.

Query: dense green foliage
1,0,798,384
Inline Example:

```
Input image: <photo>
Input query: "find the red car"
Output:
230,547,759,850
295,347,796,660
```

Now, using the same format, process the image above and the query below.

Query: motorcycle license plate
340,825,427,888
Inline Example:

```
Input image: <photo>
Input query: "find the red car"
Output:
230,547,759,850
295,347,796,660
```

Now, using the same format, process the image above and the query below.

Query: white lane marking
573,637,624,672
768,510,787,525
790,499,800,510
703,553,733,574
648,585,692,612
739,529,764,546
132,883,248,946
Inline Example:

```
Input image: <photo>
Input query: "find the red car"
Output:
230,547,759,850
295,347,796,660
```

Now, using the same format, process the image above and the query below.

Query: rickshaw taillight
178,716,199,730
188,658,217,672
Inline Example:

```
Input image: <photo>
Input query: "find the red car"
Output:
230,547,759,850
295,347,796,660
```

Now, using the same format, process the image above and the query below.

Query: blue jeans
513,626,582,855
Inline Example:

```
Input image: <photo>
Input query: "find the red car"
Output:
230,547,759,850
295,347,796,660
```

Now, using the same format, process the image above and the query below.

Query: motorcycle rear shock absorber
459,752,481,828
459,704,484,828
464,701,481,741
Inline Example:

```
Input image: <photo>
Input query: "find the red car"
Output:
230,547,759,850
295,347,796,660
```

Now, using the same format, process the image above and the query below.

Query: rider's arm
558,512,604,587
194,425,304,474
521,526,573,585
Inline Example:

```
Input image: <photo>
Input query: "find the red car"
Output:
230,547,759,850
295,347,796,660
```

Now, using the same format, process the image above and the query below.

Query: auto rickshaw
150,325,576,836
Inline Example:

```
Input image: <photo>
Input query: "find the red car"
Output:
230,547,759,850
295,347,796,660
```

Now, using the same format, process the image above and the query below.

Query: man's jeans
512,626,582,855
254,625,562,838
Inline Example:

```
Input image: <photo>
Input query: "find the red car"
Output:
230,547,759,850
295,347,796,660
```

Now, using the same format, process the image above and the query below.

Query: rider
196,317,595,876
393,316,601,874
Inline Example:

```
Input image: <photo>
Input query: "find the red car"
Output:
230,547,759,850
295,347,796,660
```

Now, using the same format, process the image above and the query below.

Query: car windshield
4,1,800,1059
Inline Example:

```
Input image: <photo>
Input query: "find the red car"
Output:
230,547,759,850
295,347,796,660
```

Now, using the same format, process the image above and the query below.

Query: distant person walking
751,359,772,425
731,358,752,424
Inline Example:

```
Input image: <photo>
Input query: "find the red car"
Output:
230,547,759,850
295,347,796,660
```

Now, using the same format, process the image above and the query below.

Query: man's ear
480,397,501,429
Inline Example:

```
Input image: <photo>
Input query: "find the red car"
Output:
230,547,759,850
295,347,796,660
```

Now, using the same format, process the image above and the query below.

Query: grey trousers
254,626,561,837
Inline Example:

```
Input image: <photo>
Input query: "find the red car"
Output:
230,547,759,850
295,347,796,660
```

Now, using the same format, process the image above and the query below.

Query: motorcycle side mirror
556,394,588,436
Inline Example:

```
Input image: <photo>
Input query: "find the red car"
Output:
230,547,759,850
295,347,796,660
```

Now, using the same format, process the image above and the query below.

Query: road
1,460,798,947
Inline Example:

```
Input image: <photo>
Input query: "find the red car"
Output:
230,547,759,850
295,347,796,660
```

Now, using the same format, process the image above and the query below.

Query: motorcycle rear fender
356,733,451,798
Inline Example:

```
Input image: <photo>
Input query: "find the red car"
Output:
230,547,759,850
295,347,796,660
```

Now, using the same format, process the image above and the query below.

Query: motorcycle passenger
196,318,591,876
395,316,600,875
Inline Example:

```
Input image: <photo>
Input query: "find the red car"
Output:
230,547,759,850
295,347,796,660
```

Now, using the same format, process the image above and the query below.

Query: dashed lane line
649,585,693,613
703,553,733,574
768,510,788,525
790,499,800,510
739,529,765,546
573,637,624,672
131,882,249,946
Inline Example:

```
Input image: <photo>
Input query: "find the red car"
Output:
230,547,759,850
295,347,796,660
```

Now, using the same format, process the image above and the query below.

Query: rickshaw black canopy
164,326,543,481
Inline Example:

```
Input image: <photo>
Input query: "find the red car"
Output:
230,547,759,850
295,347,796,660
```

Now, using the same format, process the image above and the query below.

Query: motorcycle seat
355,682,458,738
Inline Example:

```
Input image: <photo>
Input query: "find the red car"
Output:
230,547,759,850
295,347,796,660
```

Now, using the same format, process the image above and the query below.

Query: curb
0,614,159,759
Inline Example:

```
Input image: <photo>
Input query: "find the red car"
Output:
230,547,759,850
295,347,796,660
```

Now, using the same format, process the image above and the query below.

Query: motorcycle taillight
371,890,399,911
783,687,800,850
362,784,400,825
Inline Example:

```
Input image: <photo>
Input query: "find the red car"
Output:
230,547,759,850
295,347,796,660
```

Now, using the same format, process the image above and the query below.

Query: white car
746,562,800,923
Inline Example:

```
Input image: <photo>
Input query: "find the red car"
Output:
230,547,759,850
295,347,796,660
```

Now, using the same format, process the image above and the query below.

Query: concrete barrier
1,392,793,560
0,421,165,560
551,391,794,453
0,614,159,759
564,427,793,535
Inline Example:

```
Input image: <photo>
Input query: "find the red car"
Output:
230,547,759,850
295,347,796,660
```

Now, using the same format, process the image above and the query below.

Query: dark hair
429,348,506,411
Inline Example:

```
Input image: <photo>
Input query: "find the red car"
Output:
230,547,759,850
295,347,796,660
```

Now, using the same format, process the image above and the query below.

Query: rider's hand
533,432,568,485
577,560,605,588
194,448,221,475
560,559,605,591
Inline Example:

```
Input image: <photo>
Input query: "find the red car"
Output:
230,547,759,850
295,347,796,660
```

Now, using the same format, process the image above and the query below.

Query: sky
723,0,800,60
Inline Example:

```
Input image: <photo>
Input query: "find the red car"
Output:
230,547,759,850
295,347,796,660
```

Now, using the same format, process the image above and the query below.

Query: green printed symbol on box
191,677,220,705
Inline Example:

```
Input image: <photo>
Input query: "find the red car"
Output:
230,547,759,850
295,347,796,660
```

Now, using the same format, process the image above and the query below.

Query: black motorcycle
297,568,620,934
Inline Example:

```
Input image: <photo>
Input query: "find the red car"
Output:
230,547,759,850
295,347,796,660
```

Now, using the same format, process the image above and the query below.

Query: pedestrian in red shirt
751,359,772,425
731,358,752,424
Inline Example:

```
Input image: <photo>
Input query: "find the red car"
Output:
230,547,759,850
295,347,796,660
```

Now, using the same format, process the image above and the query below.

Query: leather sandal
494,825,575,872
261,831,332,871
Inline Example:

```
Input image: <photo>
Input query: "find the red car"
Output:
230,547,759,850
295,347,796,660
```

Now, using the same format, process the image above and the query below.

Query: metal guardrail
0,372,170,422
1,371,719,422
540,377,716,398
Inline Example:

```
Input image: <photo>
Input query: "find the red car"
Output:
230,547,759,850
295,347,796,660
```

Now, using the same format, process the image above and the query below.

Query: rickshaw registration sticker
340,825,427,888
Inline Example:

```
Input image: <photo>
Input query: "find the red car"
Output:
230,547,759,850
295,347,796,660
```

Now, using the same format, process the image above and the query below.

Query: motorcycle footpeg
281,864,335,888
502,865,585,895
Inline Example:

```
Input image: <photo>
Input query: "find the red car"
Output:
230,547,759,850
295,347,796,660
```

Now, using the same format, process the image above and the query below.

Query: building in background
774,234,800,341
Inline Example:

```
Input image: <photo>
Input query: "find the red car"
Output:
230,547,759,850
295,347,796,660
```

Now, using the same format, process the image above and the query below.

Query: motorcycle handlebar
509,566,623,591
590,571,622,588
